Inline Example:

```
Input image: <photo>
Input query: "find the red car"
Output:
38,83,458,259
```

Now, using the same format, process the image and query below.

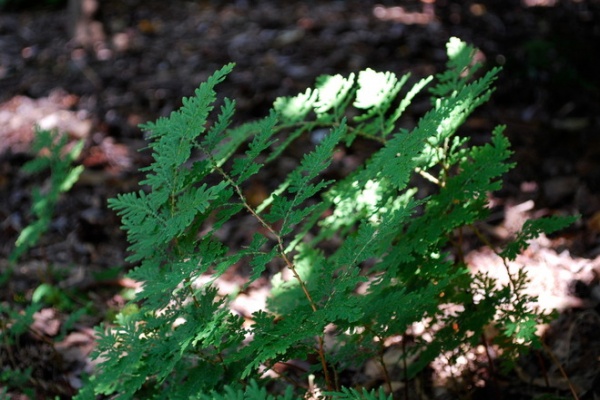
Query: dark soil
1,1,600,398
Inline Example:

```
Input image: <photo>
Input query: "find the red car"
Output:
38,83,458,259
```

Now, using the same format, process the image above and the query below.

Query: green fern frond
501,215,577,260
314,72,355,117
230,111,278,184
431,36,483,97
196,380,296,400
325,386,392,400
274,88,318,123
79,38,576,399
353,69,404,121
10,128,83,263
265,122,345,237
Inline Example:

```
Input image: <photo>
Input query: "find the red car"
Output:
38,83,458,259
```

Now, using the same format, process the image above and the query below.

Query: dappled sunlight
0,91,89,154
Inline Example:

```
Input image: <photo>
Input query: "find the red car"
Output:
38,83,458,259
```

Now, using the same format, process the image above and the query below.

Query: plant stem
209,159,334,390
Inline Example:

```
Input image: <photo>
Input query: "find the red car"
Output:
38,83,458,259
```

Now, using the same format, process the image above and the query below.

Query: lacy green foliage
9,128,84,264
197,381,296,400
191,380,389,400
0,298,43,397
77,38,575,399
1,128,84,395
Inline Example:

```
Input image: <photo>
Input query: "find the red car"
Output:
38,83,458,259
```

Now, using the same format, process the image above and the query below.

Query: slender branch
402,338,409,400
470,223,578,396
480,332,499,400
213,162,319,310
184,277,201,308
363,324,393,394
534,350,551,388
415,167,441,185
470,225,521,297
263,360,310,390
207,156,333,389
541,340,580,400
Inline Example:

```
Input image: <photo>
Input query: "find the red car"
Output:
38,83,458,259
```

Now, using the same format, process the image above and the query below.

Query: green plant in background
75,38,574,399
8,128,84,265
0,301,40,398
1,128,84,396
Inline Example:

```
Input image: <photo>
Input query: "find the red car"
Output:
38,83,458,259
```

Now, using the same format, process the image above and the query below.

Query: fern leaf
273,88,318,123
140,63,234,189
325,386,392,400
82,38,577,399
167,181,229,237
230,111,278,184
383,75,433,137
266,123,315,164
90,315,146,397
245,234,279,285
217,119,274,167
501,215,577,260
238,310,320,378
108,190,166,262
196,380,296,400
430,37,482,97
353,69,403,122
201,97,237,154
403,125,514,254
11,128,83,262
265,122,345,236
314,72,355,116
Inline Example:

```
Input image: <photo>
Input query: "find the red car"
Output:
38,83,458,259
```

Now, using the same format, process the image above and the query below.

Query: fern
2,129,86,395
78,38,575,399
9,128,84,264
325,387,392,400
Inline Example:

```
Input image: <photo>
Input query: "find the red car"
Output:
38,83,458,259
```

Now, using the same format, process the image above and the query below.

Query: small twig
415,167,441,186
480,333,500,400
534,350,551,388
378,350,393,394
402,338,409,400
362,325,393,394
263,360,309,390
541,340,580,400
216,352,230,377
471,225,521,297
207,155,334,390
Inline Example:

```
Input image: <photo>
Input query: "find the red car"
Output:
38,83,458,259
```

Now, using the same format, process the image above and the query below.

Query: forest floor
1,0,600,398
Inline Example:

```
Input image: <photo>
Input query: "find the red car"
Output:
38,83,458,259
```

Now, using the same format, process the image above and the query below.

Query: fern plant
76,38,574,399
1,128,84,396
9,128,84,264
